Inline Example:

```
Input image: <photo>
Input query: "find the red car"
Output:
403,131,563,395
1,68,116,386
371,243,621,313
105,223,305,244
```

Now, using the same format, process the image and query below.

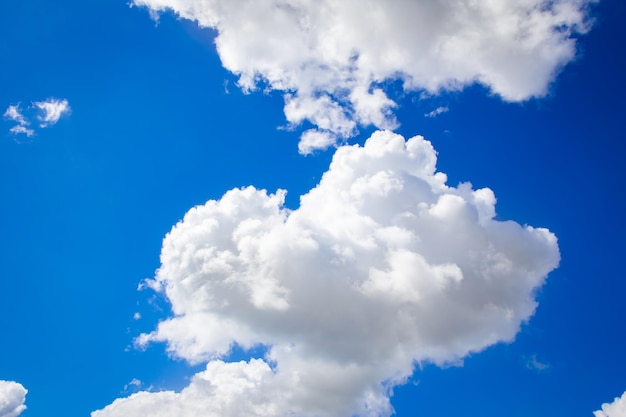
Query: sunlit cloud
0,380,27,417
93,130,560,417
133,0,595,152
8,125,35,138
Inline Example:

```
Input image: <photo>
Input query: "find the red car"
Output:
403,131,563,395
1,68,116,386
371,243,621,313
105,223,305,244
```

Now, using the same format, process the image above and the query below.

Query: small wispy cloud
9,125,35,137
123,378,143,393
34,98,71,127
4,104,28,126
133,0,594,152
4,104,34,139
3,98,70,137
525,354,549,371
424,106,449,118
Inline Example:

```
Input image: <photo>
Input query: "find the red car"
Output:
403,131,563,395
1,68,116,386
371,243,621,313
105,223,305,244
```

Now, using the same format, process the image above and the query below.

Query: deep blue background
0,0,624,416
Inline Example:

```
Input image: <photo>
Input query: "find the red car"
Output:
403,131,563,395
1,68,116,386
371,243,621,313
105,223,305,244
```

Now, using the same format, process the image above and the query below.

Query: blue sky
1,1,625,416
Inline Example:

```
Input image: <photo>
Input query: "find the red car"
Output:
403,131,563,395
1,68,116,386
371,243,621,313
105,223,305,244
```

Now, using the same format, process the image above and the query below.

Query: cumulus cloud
0,380,27,417
93,130,560,417
595,392,626,417
132,0,594,152
3,98,70,137
34,98,71,127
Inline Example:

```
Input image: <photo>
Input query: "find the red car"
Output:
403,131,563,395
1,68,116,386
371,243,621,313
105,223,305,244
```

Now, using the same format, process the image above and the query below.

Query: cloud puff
3,105,28,127
595,392,626,417
8,125,35,138
0,380,27,417
3,98,70,137
132,0,594,152
33,98,71,127
93,130,560,417
3,105,34,137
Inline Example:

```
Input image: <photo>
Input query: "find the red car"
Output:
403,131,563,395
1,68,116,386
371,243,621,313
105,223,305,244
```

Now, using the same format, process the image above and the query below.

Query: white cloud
3,98,70,136
34,98,71,127
3,105,34,137
595,392,626,417
425,106,449,118
8,125,35,138
3,105,28,126
0,380,27,417
298,129,337,155
132,0,594,152
93,130,560,417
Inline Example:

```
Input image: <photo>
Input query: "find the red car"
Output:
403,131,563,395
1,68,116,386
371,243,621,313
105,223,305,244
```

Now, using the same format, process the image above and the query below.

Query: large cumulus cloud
0,381,27,417
93,130,560,417
132,0,594,152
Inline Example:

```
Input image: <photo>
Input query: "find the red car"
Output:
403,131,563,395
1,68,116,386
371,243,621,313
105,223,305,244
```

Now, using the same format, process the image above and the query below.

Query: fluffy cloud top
0,381,27,417
132,0,594,152
93,130,560,417
595,391,626,417
3,98,70,137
